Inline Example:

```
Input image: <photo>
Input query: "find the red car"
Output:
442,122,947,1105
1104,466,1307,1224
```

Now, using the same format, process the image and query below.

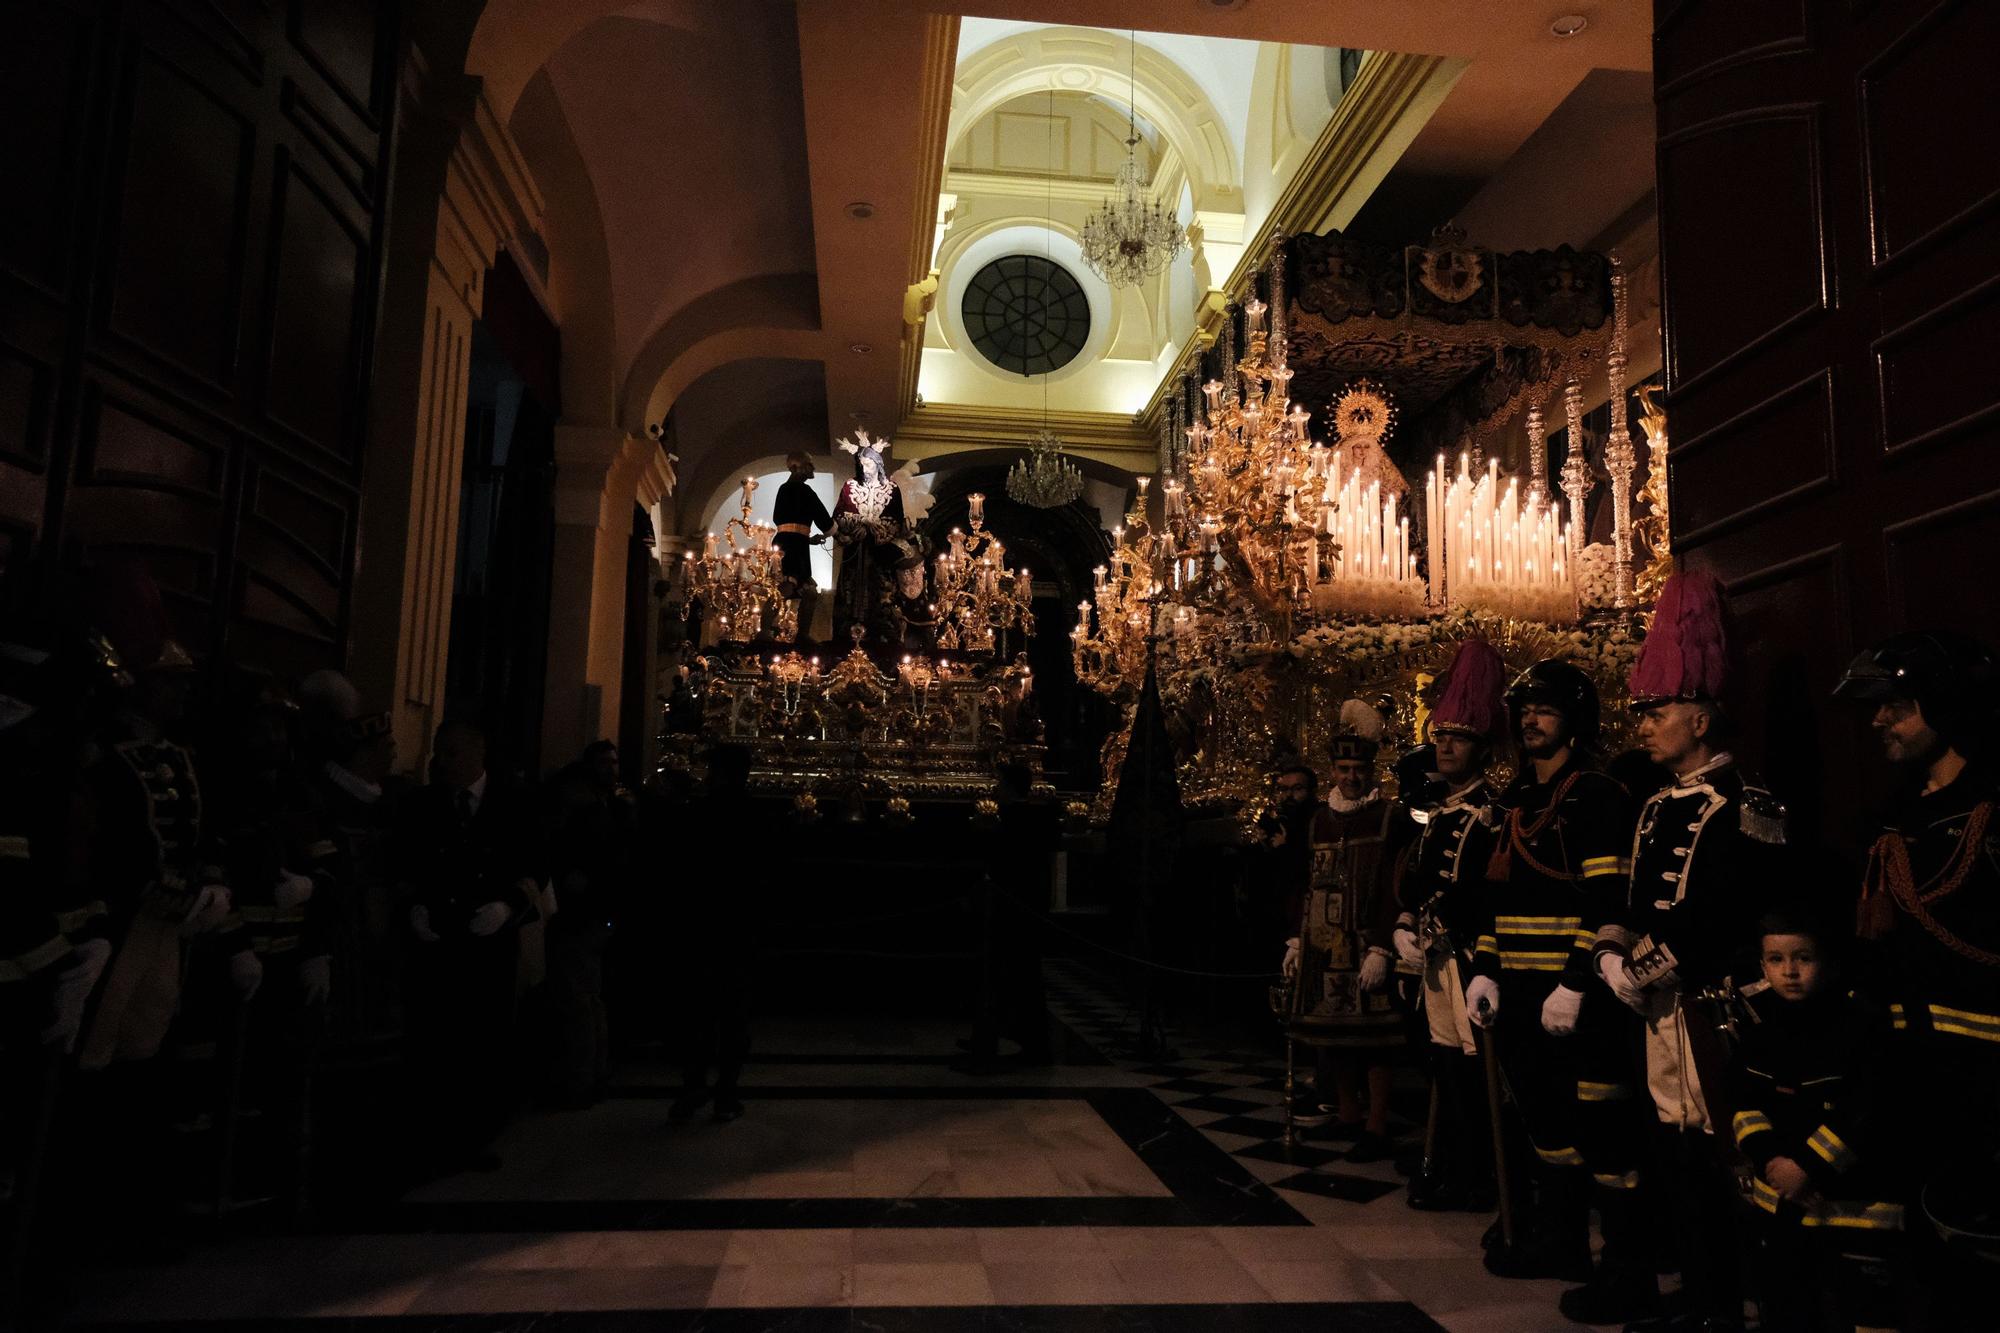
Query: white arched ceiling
956,20,1259,178
950,28,1241,213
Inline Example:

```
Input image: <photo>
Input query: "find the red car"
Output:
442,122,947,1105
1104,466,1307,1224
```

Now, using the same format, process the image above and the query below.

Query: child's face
1760,933,1823,1001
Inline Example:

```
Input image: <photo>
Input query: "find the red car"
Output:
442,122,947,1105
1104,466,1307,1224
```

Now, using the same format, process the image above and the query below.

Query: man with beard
1591,571,1784,1332
1469,660,1647,1319
1838,630,1998,1331
1282,701,1407,1161
1394,639,1506,1211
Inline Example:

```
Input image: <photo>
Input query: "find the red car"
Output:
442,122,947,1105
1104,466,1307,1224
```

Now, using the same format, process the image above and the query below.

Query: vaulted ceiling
438,0,1656,531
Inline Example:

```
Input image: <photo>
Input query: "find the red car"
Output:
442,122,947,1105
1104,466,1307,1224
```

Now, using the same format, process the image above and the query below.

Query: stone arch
950,29,1240,214
622,272,823,433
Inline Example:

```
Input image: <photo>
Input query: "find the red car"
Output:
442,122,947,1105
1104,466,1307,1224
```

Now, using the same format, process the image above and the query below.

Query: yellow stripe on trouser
1803,1200,1903,1230
1494,916,1583,931
1535,1145,1585,1167
1806,1125,1858,1171
1578,1080,1634,1103
1593,1170,1641,1190
1751,1178,1902,1230
1582,856,1629,878
1733,1110,1773,1147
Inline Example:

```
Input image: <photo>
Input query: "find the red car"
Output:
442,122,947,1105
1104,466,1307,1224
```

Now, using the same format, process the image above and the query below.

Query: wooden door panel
1657,0,2000,846
1667,368,1837,546
1,0,396,675
1857,0,2000,268
1657,110,1830,398
261,153,368,470
99,43,259,393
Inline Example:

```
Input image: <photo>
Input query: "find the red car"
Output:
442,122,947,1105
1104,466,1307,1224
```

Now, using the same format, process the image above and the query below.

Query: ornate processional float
1076,226,1670,820
663,431,1047,811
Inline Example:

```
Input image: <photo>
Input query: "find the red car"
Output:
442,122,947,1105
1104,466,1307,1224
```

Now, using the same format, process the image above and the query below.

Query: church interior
2,1,1998,1330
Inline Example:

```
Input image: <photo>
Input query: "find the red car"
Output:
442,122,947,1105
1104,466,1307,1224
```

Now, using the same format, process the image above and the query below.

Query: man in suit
395,721,541,1174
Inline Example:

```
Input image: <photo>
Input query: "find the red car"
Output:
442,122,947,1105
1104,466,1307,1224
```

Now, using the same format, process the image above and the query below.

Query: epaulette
1739,783,1787,845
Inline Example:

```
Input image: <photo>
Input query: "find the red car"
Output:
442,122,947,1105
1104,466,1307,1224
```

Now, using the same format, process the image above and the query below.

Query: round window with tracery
961,254,1090,377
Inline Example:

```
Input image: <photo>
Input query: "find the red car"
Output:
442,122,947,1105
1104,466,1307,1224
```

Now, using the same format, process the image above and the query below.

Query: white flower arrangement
1575,542,1620,610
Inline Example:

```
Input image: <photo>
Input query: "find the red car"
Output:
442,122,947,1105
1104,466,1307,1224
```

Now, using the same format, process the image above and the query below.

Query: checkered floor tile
1044,960,1415,1212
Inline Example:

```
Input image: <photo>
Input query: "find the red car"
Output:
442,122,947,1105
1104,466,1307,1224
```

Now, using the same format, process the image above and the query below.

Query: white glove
1466,975,1500,1028
468,901,513,937
1540,984,1584,1036
180,883,233,936
1359,949,1391,992
272,869,315,912
1281,937,1301,980
1598,953,1649,1013
410,904,441,943
298,954,331,1005
229,949,264,1000
1392,926,1425,967
42,938,112,1051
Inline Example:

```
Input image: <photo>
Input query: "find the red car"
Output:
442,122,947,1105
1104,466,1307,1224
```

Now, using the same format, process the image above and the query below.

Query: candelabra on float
931,492,1035,655
680,475,789,641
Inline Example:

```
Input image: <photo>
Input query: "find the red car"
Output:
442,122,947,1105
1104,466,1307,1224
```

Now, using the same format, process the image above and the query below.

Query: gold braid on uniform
1858,801,1998,967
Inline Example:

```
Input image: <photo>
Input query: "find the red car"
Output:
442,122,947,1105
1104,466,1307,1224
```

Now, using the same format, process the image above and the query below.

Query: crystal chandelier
1010,98,1087,510
1008,428,1085,508
1080,32,1186,289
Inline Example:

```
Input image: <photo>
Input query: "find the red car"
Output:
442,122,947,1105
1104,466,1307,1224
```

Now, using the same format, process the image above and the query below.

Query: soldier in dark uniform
1592,571,1784,1332
1729,909,1901,1333
1469,660,1645,1311
1394,639,1506,1211
773,452,833,638
1836,630,1999,1331
394,720,543,1174
0,588,119,1311
297,668,401,1046
1282,700,1409,1161
67,566,255,1256
544,739,635,1107
208,676,339,1216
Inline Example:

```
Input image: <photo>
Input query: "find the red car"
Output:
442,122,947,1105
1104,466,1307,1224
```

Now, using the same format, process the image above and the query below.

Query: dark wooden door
1,0,398,677
1655,0,2000,839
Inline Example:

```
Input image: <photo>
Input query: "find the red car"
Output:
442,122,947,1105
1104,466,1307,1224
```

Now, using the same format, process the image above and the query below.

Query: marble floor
65,965,1572,1331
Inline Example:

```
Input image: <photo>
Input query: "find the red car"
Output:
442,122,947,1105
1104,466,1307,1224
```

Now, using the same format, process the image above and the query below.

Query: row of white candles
1315,451,1416,591
1425,452,1575,617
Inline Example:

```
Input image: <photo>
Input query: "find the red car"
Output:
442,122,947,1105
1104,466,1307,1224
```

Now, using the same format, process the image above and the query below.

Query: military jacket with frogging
1594,753,1785,993
1396,778,1499,953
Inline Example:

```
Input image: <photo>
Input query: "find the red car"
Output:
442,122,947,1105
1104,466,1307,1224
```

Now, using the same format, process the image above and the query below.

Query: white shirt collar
463,770,489,815
1328,787,1381,814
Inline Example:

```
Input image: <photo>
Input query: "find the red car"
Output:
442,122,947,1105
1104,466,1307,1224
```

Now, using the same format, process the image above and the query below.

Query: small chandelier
1008,427,1085,508
1080,32,1186,289
1009,99,1087,512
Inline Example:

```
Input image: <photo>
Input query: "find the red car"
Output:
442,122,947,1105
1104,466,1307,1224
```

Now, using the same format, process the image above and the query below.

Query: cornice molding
1134,50,1459,436
898,12,962,424
896,402,1153,469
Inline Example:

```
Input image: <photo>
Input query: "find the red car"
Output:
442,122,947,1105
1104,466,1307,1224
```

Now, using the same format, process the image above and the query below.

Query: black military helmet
1505,658,1600,749
1833,630,1997,750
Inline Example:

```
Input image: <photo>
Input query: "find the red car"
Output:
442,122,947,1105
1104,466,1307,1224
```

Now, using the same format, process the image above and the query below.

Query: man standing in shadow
395,721,542,1175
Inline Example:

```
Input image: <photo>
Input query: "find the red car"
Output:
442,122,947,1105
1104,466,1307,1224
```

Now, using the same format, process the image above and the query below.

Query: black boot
1557,1260,1660,1325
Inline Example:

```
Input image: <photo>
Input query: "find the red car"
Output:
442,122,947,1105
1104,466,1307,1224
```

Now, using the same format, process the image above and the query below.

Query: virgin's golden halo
1333,381,1397,444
